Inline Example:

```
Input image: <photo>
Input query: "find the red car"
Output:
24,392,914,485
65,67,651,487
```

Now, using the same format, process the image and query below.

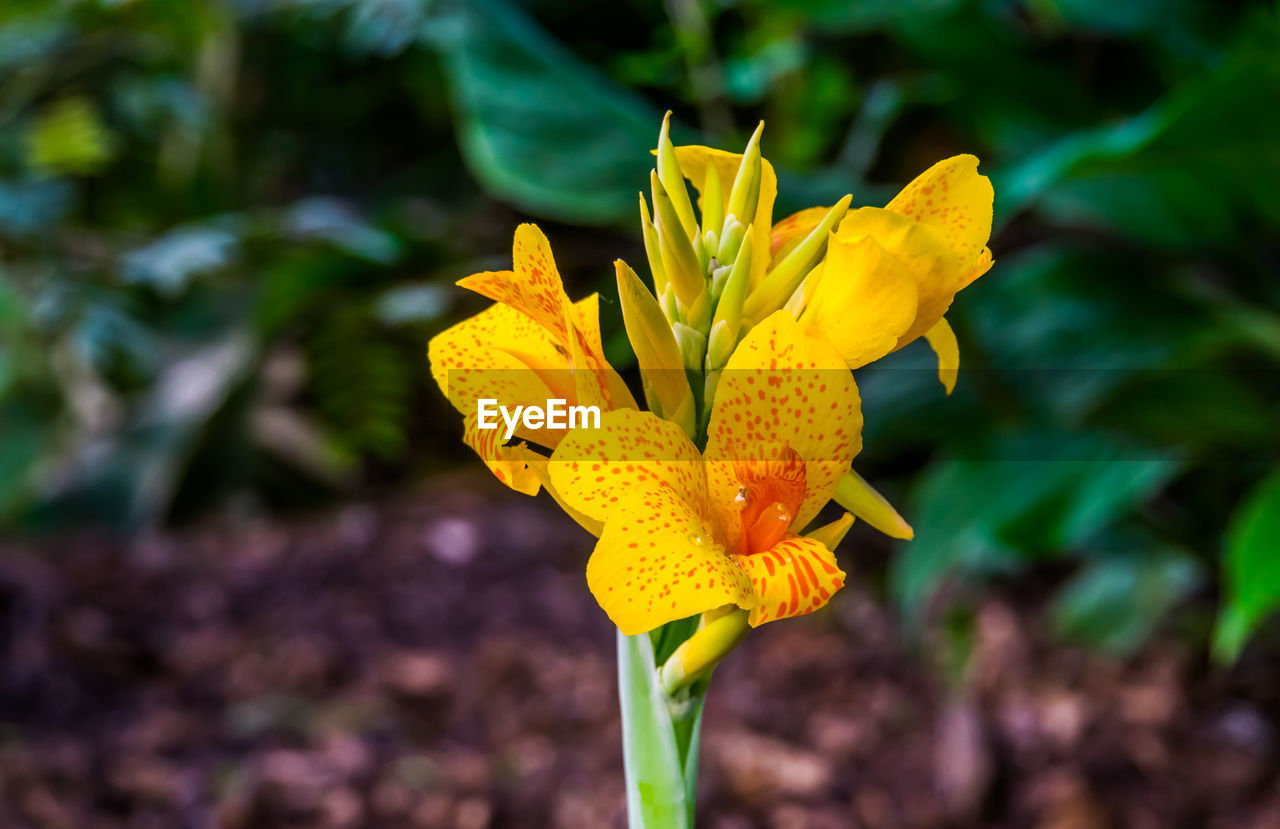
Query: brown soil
2,473,1278,828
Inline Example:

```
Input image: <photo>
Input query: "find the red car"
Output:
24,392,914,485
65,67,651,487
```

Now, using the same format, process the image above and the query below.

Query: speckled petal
587,484,756,635
886,154,993,271
549,409,710,525
706,311,862,536
732,535,845,627
456,223,572,341
462,412,541,495
569,294,638,410
427,302,566,448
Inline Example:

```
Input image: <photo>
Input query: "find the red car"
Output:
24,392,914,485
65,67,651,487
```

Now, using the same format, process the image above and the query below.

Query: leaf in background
122,225,239,297
306,306,413,459
1215,469,1280,661
432,0,659,223
998,16,1280,246
0,397,58,520
892,431,1181,618
24,97,117,176
285,197,403,265
1051,548,1201,656
374,283,450,326
0,178,75,237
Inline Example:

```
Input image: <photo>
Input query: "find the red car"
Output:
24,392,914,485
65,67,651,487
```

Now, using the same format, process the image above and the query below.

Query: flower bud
806,512,855,550
716,215,745,265
706,231,752,371
638,193,667,295
701,162,724,251
834,470,914,540
657,111,698,243
671,322,707,372
615,260,697,438
726,122,764,231
660,608,750,695
652,171,706,311
744,194,851,322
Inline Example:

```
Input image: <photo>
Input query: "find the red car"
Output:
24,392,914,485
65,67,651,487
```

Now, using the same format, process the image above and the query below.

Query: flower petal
673,145,778,290
837,206,962,347
706,311,862,538
567,292,638,411
456,223,573,341
923,316,959,395
886,154,993,270
549,409,709,525
587,484,756,635
428,302,566,448
462,412,541,495
732,536,845,627
510,444,604,537
799,233,920,368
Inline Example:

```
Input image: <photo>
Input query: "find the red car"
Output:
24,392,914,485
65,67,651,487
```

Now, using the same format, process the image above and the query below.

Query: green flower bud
743,194,852,322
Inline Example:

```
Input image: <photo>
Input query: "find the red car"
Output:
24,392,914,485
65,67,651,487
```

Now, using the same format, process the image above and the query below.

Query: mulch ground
2,471,1279,828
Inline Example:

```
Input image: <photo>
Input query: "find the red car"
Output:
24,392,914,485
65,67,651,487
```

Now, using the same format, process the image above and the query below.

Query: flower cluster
429,115,993,651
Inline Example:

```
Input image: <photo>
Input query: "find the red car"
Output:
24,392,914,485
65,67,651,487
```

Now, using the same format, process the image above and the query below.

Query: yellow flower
428,224,636,494
792,155,995,392
549,311,862,635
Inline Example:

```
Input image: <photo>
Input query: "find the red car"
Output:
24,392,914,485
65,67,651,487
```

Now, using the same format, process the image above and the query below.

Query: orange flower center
734,446,806,555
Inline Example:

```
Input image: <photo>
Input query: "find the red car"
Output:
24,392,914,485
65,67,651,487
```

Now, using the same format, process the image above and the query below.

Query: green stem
617,628,706,828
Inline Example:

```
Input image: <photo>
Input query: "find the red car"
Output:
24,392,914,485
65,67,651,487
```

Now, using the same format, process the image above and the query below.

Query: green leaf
998,16,1280,246
892,431,1180,618
434,0,659,223
617,628,701,829
1051,549,1201,656
1215,469,1280,661
24,97,116,176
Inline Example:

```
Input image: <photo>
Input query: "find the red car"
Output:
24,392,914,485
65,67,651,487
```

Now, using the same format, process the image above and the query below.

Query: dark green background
1,0,1278,660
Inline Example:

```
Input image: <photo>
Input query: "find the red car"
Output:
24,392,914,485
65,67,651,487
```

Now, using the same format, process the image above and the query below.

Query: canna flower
549,311,862,635
429,224,636,494
786,155,995,393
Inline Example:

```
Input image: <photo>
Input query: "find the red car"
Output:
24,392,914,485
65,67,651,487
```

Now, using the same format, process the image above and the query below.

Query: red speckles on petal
584,484,755,635
732,536,845,628
706,312,862,538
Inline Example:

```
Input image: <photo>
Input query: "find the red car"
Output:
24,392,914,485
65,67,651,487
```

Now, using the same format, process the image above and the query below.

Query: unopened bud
671,322,707,372
716,216,745,264
834,471,914,540
726,122,764,230
615,260,697,438
657,111,698,243
639,193,667,294
701,163,724,248
652,171,705,310
707,231,753,369
744,194,851,322
806,512,854,550
660,608,750,696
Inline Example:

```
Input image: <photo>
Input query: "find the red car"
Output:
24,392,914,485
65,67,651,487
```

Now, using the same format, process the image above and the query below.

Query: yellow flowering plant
429,114,993,827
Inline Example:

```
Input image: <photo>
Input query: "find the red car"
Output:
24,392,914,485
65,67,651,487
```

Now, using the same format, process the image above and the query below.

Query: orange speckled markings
427,224,636,493
551,311,864,634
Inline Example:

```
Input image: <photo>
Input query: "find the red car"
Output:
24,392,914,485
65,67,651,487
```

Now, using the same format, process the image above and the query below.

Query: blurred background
2,0,1279,825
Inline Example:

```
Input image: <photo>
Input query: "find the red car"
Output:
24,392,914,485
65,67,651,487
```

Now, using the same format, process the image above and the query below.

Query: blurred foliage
1,0,1278,662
